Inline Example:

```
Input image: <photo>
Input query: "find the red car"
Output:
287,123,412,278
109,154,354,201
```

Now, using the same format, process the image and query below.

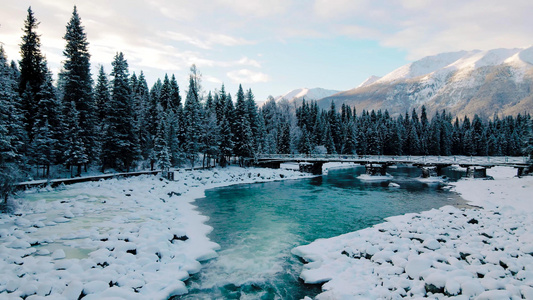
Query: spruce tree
28,69,63,176
0,46,26,194
525,118,533,159
63,101,88,177
101,52,140,172
154,112,171,171
19,7,46,140
183,72,202,168
61,6,96,161
233,85,254,162
94,66,110,129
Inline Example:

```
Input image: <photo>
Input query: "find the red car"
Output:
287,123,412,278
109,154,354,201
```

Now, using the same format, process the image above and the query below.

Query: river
175,165,467,299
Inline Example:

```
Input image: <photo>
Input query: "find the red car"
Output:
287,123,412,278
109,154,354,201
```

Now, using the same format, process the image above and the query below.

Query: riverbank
0,167,309,299
293,166,533,299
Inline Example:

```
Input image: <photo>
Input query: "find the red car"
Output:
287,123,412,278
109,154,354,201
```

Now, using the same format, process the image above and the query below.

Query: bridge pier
465,166,490,178
516,165,533,177
256,161,281,169
415,164,451,178
299,162,324,175
365,163,389,176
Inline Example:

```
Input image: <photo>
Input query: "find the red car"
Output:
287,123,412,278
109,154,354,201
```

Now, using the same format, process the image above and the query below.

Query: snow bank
0,167,308,299
293,166,533,299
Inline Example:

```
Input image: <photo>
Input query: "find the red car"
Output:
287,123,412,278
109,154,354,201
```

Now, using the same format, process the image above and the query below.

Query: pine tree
19,7,47,140
131,71,153,162
525,117,533,159
101,52,140,172
94,66,110,129
200,109,220,168
63,101,88,177
233,85,254,163
322,124,336,154
61,6,96,162
183,70,202,168
154,112,171,171
28,69,63,176
245,89,260,153
278,122,291,154
0,47,23,167
298,125,313,155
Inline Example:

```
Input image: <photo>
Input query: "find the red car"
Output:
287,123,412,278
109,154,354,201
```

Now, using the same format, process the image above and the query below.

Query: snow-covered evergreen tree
63,101,88,177
61,6,96,162
0,47,24,168
154,112,171,171
19,7,47,141
28,69,63,176
183,70,202,168
94,66,110,129
101,52,140,172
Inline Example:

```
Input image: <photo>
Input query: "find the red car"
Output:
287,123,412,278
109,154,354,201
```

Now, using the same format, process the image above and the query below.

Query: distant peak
357,75,382,88
275,87,340,102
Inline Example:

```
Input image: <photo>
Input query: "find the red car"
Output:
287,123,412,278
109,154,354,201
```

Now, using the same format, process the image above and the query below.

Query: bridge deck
254,155,530,167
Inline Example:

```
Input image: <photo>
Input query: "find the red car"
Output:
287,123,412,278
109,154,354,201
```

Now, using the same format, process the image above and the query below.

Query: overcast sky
1,0,533,102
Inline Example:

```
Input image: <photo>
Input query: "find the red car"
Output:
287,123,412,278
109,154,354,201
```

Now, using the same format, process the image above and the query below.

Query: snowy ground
0,167,309,300
293,166,533,299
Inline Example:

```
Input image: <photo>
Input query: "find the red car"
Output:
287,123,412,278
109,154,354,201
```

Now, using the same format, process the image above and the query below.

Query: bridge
251,155,532,176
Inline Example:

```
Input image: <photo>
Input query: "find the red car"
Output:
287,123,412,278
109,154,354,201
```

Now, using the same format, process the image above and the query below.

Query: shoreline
2,164,530,299
293,166,533,299
0,166,311,299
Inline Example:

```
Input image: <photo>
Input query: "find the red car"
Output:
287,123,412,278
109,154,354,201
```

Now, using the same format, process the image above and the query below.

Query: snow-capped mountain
318,47,533,117
357,75,381,88
275,87,340,103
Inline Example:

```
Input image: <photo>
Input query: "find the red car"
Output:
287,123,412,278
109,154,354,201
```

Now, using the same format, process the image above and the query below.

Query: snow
357,75,382,88
0,166,309,299
275,87,340,102
376,47,532,85
357,173,393,182
292,166,533,299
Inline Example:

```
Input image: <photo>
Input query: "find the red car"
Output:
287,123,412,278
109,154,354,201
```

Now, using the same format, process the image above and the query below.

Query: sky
1,0,533,102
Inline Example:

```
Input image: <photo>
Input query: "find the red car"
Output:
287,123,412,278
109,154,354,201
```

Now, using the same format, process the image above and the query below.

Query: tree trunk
77,164,82,177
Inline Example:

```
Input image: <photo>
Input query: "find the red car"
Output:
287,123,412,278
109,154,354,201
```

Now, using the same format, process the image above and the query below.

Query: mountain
357,75,381,88
317,47,533,118
275,87,340,103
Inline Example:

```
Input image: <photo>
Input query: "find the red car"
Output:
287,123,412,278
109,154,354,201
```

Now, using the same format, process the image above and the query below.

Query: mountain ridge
274,87,340,103
316,46,533,117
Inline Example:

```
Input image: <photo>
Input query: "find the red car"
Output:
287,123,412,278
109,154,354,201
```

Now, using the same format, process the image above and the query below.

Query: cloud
216,0,289,18
227,69,270,83
313,0,533,59
165,31,254,50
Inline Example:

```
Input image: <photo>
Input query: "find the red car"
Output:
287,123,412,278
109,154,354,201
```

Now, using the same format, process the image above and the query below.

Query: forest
1,6,533,195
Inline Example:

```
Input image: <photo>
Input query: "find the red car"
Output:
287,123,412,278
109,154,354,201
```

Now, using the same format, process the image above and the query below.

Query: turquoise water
176,166,466,299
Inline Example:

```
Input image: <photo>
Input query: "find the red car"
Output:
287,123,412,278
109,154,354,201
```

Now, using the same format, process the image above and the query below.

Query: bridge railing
255,154,530,165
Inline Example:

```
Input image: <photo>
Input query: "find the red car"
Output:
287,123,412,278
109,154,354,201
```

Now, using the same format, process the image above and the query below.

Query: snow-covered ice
0,166,308,299
293,166,533,299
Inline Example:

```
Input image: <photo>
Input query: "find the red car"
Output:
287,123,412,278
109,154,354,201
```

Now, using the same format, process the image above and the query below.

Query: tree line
1,6,533,200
